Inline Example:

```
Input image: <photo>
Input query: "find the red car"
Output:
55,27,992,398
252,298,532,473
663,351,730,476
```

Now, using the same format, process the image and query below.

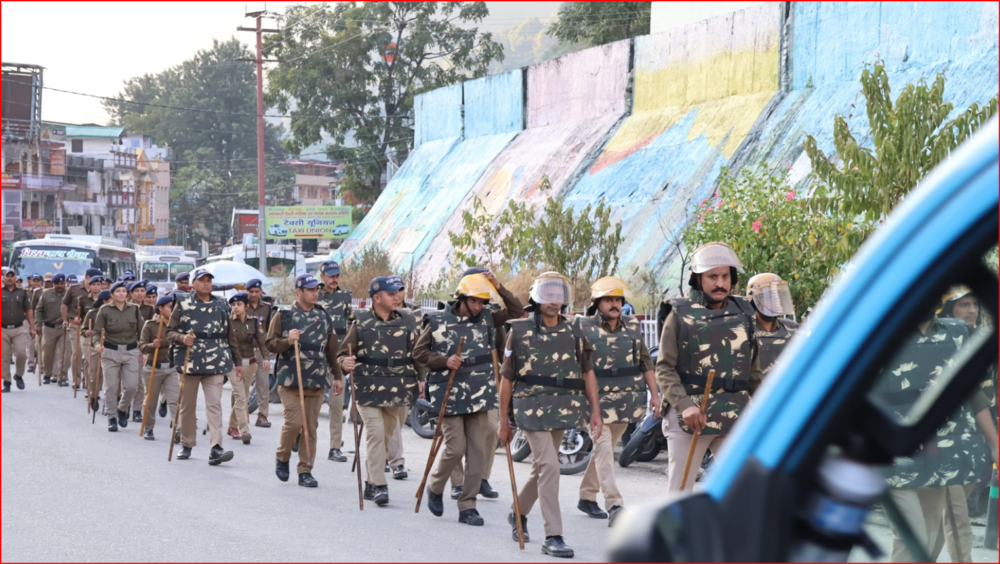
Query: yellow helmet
590,276,633,301
453,274,497,302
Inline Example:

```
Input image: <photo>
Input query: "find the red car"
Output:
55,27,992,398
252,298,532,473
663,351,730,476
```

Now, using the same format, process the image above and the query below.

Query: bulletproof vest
425,306,498,416
878,319,991,489
507,315,588,432
579,313,646,425
671,293,756,435
757,319,799,376
275,305,331,389
318,289,352,337
352,307,419,408
174,294,234,376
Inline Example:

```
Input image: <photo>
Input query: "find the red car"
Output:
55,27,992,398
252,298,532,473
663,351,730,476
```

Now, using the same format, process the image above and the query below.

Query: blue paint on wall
414,83,463,147
465,70,524,138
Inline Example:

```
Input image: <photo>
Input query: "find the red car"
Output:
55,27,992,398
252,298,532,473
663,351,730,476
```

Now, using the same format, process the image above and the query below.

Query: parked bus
137,246,198,292
8,235,137,281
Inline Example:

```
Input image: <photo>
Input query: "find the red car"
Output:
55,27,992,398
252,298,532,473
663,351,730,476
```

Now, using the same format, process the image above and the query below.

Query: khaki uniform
130,303,156,413
62,284,89,387
93,303,142,417
500,319,594,538
2,285,33,383
35,288,69,383
139,319,178,430
228,314,267,435
28,286,43,370
246,300,274,420
81,307,103,395
75,295,99,395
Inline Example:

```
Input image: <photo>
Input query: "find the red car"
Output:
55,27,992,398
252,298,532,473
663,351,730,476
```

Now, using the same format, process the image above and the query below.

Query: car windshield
11,246,96,279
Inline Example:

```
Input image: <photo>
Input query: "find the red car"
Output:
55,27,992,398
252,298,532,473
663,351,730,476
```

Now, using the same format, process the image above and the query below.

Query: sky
1,1,561,125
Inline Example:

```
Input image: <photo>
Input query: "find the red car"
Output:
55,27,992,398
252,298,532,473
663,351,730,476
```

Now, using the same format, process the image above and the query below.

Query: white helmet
529,272,573,309
746,273,794,317
688,242,745,289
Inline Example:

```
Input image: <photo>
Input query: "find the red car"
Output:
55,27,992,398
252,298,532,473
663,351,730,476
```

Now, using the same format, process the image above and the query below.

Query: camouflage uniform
500,314,595,539
267,303,343,475
318,287,352,451
578,312,654,512
338,307,421,488
655,291,763,492
756,318,799,376
166,293,236,451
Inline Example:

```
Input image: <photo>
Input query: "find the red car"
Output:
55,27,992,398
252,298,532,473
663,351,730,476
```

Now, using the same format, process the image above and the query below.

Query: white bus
137,246,198,292
8,235,137,281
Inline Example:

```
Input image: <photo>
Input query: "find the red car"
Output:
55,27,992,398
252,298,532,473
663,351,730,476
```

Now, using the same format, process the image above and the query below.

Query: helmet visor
691,243,745,274
752,280,794,317
532,277,573,307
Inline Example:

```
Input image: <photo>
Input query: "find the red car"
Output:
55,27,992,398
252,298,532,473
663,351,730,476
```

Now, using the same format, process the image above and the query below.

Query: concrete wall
413,83,463,147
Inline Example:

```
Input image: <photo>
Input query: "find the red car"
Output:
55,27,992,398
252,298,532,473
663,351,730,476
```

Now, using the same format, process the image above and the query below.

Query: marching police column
2,269,34,393
226,292,270,445
36,274,69,386
92,281,142,432
139,295,180,442
244,278,275,429
315,261,352,463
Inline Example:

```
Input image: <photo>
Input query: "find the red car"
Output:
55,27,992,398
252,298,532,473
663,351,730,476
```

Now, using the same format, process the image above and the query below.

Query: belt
44,321,60,329
147,361,174,369
460,354,493,369
593,366,643,379
680,373,752,392
357,356,414,368
517,375,586,390
193,332,227,340
103,341,138,351
2,322,24,329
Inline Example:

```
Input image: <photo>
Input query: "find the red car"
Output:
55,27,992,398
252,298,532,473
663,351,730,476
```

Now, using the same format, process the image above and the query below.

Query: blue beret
246,279,263,290
96,290,112,303
228,292,250,305
110,281,128,293
175,271,190,282
52,274,66,284
156,295,173,307
146,285,158,295
85,268,103,279
127,281,145,293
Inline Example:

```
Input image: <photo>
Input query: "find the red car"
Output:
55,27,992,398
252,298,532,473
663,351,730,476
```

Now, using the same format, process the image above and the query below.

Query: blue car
610,119,998,562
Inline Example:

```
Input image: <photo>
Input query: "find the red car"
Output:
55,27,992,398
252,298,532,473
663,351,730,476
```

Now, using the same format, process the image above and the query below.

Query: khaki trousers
179,374,225,449
451,409,499,486
66,324,81,386
86,345,101,397
100,348,140,416
386,405,407,467
133,362,146,412
28,329,38,368
2,325,30,382
359,406,407,486
254,350,270,419
930,484,976,562
277,386,324,474
143,366,179,431
41,325,67,381
430,412,489,511
515,430,565,538
887,486,949,562
580,422,628,509
328,388,344,450
663,407,727,492
228,363,259,434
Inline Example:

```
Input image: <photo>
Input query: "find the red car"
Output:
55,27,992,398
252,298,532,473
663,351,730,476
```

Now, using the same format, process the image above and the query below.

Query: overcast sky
1,1,560,125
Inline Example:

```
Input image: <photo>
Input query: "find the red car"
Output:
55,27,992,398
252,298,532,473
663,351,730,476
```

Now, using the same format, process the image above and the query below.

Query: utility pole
237,10,280,275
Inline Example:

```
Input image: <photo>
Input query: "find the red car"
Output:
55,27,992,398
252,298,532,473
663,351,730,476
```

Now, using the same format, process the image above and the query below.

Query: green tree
547,2,651,48
104,39,295,248
449,196,536,274
265,2,504,204
805,61,998,228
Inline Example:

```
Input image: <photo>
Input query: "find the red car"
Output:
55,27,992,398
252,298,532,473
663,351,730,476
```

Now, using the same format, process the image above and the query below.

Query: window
71,139,83,153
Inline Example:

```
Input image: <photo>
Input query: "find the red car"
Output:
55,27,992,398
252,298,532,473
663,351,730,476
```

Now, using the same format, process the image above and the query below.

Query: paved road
1,375,672,562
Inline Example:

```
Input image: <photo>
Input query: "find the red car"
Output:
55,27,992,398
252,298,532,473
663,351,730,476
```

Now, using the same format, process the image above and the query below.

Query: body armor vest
508,315,587,432
174,294,234,376
671,294,756,435
275,305,330,389
579,313,646,425
425,307,498,416
353,308,419,408
878,319,990,489
757,319,799,376
318,289,352,337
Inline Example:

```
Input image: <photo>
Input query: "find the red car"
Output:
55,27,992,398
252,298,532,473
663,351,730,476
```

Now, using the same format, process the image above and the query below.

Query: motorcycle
508,426,595,476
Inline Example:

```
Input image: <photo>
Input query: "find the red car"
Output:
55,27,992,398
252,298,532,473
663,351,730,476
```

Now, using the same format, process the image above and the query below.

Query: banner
21,218,60,236
49,150,66,176
264,206,353,239
2,173,22,190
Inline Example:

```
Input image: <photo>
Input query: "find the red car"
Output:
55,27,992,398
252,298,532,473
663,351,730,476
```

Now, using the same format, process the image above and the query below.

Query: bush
341,244,394,298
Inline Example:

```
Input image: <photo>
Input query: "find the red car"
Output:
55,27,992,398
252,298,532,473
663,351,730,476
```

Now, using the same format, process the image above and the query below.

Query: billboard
264,206,352,239
49,150,66,176
2,173,22,190
236,211,259,240
21,218,60,236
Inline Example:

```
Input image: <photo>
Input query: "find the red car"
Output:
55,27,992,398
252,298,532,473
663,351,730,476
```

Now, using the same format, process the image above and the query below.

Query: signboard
3,224,14,240
236,212,259,239
2,173,22,190
22,218,60,236
264,206,352,239
49,150,66,176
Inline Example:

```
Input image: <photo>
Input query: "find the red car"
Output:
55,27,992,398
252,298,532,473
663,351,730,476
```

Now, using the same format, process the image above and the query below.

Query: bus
8,235,136,281
137,246,198,292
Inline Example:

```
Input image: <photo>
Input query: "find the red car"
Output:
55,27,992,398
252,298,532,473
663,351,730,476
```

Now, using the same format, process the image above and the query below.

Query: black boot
208,445,234,466
143,429,155,441
298,473,319,488
276,459,290,482
479,479,499,499
577,499,608,519
508,512,530,543
43,376,51,385
459,508,485,526
2,382,10,394
177,446,192,460
374,485,389,506
117,410,129,429
542,536,574,558
13,376,25,390
392,465,408,480
133,411,143,423
158,401,168,418
426,489,444,517
328,449,347,462
108,417,118,432
451,486,463,500
363,482,377,501
608,505,624,528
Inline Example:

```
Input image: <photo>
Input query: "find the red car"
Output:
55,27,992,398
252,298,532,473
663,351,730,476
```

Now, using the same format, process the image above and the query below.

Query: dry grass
340,244,395,298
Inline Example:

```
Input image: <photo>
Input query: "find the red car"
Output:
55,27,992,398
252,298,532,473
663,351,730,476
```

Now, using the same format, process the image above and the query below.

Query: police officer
144,285,158,309
36,273,70,386
93,281,143,432
655,242,763,492
338,275,421,506
26,273,44,374
165,268,236,465
577,277,658,527
875,301,999,562
124,281,155,423
120,271,136,283
498,272,603,558
245,279,275,429
82,290,110,407
315,261,352,462
415,273,509,526
74,275,103,394
61,269,101,389
100,277,111,292
3,269,35,393
226,292,269,445
268,274,344,488
139,295,180,442
174,271,191,293
745,273,800,376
